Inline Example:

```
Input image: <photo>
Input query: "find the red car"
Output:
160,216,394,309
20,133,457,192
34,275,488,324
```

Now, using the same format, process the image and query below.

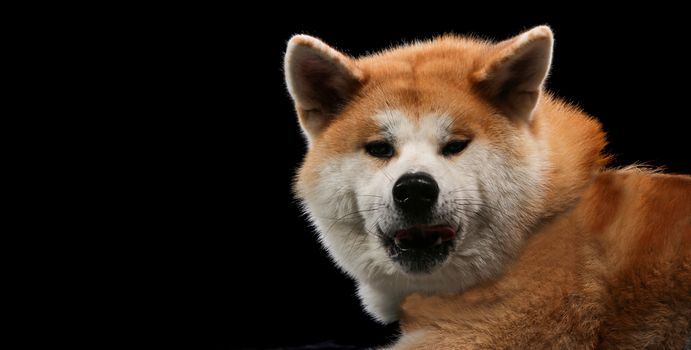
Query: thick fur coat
284,26,691,348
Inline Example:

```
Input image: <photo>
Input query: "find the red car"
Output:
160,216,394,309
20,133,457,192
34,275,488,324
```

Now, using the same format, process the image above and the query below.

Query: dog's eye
365,141,395,159
441,140,469,156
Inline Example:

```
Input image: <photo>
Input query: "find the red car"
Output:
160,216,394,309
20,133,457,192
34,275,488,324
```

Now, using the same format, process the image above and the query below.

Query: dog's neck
534,93,609,219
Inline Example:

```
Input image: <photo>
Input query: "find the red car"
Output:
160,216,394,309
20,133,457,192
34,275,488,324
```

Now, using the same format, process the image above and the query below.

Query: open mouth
382,224,459,274
394,225,455,250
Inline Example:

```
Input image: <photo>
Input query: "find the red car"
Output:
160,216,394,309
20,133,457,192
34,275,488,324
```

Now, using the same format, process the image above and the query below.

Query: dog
284,26,690,348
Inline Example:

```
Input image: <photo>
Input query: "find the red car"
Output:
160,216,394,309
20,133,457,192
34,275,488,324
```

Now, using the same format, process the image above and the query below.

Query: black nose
393,172,439,217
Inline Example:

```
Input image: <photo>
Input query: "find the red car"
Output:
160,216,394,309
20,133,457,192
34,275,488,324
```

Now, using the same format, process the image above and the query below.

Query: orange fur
295,31,607,209
286,27,690,347
397,171,691,349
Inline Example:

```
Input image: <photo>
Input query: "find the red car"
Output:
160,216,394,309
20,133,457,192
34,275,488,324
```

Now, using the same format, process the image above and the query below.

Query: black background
175,11,689,349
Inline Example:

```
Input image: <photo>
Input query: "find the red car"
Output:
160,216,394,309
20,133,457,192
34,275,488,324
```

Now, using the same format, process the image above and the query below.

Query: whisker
319,206,386,235
451,207,498,227
451,201,500,211
452,212,494,228
381,169,394,182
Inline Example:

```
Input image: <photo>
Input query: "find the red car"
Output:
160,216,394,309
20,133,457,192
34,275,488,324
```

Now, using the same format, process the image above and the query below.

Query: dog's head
285,26,603,322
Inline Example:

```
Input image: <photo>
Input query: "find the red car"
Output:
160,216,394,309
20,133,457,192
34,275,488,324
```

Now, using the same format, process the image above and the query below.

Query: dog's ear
285,35,364,144
473,26,553,122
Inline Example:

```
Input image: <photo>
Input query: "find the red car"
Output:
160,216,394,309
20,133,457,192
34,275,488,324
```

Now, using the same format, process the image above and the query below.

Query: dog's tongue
394,225,455,249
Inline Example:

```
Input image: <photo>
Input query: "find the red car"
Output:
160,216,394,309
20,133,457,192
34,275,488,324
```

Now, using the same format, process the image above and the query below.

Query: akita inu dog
285,26,690,348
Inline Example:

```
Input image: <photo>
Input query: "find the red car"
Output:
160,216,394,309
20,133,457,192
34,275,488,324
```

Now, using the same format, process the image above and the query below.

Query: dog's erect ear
285,35,364,143
473,26,553,122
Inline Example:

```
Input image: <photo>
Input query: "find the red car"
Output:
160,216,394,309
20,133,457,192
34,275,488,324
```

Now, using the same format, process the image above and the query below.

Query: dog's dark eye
441,140,469,156
365,141,395,159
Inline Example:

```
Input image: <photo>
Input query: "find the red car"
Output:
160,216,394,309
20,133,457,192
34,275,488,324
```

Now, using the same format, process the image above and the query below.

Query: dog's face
286,27,554,322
